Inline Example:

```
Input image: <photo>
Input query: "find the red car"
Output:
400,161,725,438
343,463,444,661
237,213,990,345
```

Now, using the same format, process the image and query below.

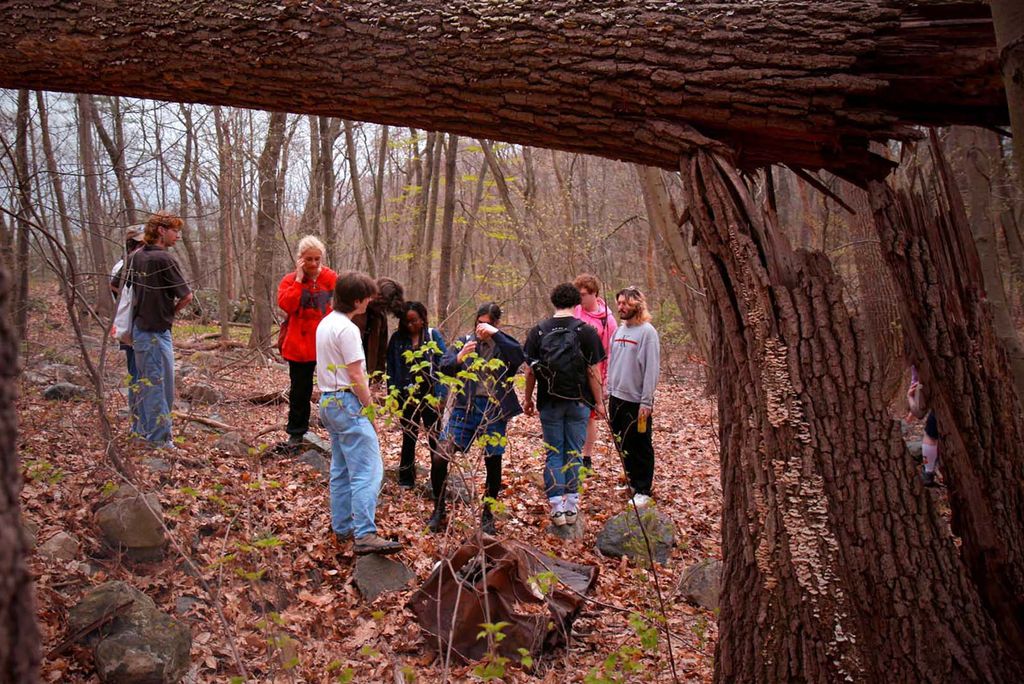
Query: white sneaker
563,509,578,526
631,493,653,509
550,512,567,527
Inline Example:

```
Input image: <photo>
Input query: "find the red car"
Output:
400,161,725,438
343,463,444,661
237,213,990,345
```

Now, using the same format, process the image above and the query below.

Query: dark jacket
386,327,448,400
439,330,526,421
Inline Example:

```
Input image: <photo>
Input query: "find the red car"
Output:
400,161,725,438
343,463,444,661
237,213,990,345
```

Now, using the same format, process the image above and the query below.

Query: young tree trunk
0,264,41,683
214,105,234,341
435,133,459,332
989,0,1024,191
370,125,389,257
408,130,435,295
175,104,202,287
0,1,1005,179
77,93,112,316
452,157,489,310
635,165,712,370
250,112,288,352
13,89,31,340
298,115,322,236
90,95,138,225
419,132,444,304
679,150,1021,683
319,117,340,268
868,178,1024,657
342,120,376,276
36,92,80,293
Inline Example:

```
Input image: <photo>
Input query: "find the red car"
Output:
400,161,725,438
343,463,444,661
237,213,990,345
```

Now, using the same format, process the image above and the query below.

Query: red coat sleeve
278,274,302,315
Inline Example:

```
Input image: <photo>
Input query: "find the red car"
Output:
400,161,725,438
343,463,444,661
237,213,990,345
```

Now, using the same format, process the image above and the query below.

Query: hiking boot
353,533,402,555
550,511,567,527
922,470,938,488
332,529,354,544
481,507,496,535
427,499,447,533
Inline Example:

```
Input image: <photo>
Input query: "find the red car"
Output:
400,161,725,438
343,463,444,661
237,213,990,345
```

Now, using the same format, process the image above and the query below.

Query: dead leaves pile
19,305,721,683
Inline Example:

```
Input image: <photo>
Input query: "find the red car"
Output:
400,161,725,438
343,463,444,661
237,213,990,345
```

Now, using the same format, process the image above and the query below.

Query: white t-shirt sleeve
337,323,365,366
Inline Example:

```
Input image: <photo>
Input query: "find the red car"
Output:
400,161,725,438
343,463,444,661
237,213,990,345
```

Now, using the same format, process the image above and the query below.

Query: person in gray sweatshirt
606,286,661,508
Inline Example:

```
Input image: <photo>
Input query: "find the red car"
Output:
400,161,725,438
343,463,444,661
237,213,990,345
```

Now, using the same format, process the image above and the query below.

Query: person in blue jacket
428,302,525,534
386,301,447,490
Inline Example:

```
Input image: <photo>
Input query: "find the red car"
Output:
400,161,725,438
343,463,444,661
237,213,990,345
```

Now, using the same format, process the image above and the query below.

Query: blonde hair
296,235,326,258
615,286,652,323
143,211,183,245
573,273,601,295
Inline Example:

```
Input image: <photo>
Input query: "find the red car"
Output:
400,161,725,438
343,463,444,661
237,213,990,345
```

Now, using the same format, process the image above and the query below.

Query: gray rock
23,370,51,385
596,508,676,565
21,518,39,549
445,471,472,505
301,432,331,454
297,450,329,480
95,490,166,561
43,382,90,401
142,458,173,474
38,530,80,562
549,511,585,540
353,555,415,601
214,432,252,457
174,595,203,616
41,362,88,384
678,558,722,611
69,581,191,684
179,382,224,405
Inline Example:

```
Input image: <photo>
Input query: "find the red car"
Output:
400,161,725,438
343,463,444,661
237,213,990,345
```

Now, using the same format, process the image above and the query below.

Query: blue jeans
442,397,508,457
540,400,590,498
320,391,382,538
133,329,175,445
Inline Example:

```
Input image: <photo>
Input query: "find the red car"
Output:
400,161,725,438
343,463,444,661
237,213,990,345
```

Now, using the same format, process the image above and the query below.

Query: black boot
427,497,447,533
481,505,496,535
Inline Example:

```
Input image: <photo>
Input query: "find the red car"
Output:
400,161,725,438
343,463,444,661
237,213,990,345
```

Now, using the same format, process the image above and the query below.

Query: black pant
431,449,502,502
398,394,439,486
609,395,655,496
287,360,317,439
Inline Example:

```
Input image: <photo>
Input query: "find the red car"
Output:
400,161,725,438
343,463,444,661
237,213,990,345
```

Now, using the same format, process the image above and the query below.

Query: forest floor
17,295,721,683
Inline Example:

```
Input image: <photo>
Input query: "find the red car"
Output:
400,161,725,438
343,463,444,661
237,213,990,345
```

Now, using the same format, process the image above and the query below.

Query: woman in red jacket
278,236,337,447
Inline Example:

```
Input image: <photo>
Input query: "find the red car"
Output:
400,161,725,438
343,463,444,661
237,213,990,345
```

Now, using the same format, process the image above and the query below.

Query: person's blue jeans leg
540,403,568,499
562,401,590,495
321,391,382,538
133,330,173,445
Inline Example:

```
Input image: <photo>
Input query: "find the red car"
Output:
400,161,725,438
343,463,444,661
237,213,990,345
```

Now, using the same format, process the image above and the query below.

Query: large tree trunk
250,111,287,352
868,178,1024,657
0,264,41,683
679,150,1021,683
0,1,1005,180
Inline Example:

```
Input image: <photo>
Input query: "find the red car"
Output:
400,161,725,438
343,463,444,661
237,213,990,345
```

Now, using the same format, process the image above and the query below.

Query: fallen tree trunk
0,0,1005,179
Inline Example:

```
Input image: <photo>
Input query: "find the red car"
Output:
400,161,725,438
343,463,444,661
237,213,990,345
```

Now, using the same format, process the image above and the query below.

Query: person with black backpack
523,283,606,528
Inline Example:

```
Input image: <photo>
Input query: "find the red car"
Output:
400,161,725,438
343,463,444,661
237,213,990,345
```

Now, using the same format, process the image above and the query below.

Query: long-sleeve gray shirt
606,321,660,407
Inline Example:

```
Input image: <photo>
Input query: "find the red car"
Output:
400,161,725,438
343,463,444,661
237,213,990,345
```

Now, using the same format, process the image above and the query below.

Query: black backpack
534,319,588,401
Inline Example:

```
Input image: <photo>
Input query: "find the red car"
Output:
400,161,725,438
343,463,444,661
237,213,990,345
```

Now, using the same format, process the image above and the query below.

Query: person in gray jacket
606,286,661,508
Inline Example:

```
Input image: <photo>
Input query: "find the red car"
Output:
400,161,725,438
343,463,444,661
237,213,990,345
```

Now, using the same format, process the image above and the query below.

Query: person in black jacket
427,302,525,534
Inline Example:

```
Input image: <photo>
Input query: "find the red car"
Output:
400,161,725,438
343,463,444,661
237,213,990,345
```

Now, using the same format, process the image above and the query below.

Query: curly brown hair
143,211,184,245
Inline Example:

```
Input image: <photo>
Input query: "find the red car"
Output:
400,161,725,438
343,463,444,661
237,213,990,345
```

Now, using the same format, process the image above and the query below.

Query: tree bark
13,89,31,340
0,1,1005,180
214,105,234,340
343,120,376,276
679,150,1021,683
250,111,287,352
90,95,137,226
989,0,1024,191
0,263,40,683
408,130,435,295
435,133,459,332
868,177,1024,658
319,117,340,268
77,93,112,316
370,125,389,257
36,91,80,295
298,115,322,237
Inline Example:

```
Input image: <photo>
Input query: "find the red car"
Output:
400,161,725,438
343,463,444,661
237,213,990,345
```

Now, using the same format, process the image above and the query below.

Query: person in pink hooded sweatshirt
573,273,617,469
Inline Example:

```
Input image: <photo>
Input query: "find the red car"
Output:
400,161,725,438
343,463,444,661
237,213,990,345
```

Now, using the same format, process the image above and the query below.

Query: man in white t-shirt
317,271,402,556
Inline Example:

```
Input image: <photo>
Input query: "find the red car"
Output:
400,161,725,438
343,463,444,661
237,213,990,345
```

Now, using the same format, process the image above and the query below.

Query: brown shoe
354,533,402,555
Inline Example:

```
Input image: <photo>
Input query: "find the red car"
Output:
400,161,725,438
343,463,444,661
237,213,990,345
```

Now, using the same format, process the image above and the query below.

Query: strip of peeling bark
0,0,1005,179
